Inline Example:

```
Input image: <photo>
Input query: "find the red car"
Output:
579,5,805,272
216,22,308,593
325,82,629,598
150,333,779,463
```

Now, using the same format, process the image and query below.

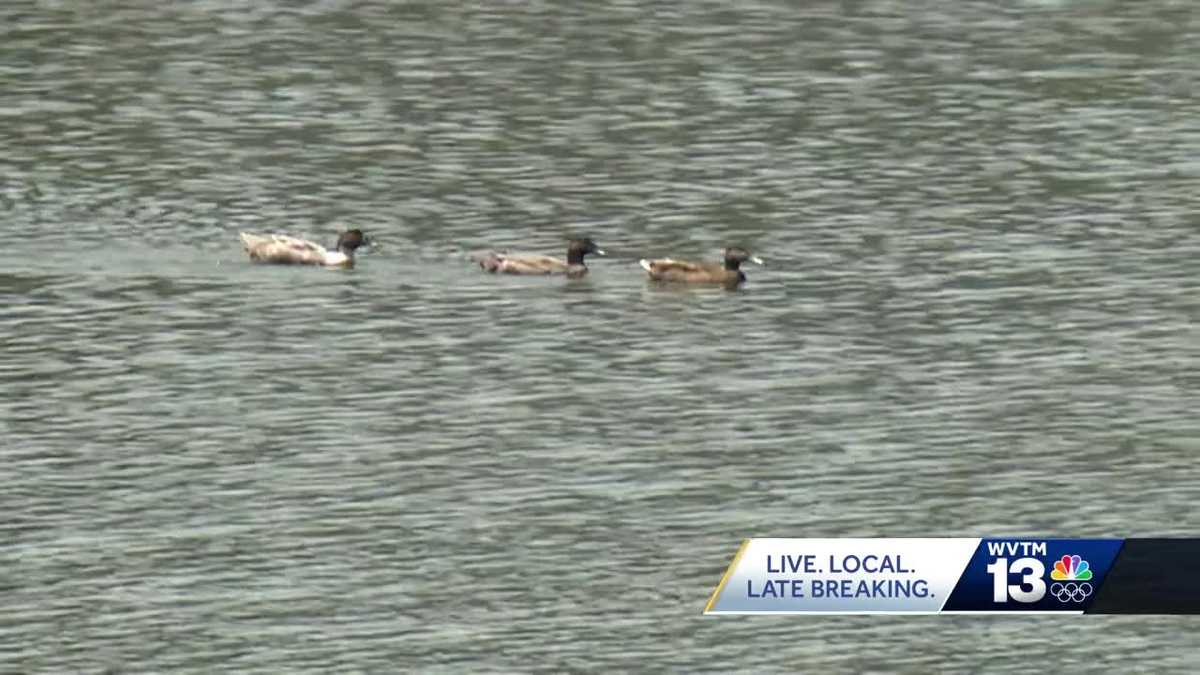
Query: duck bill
750,256,764,265
593,249,607,256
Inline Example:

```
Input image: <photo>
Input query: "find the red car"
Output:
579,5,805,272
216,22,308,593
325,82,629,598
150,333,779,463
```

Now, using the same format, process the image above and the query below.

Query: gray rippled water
2,0,1199,672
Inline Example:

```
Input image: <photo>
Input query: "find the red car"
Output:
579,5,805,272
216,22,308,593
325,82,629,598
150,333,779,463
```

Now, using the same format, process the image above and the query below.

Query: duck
639,246,764,286
239,229,368,268
474,237,605,278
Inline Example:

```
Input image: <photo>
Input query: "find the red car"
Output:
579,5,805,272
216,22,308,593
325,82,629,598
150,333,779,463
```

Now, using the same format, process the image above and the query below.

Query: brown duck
475,238,605,278
639,247,764,286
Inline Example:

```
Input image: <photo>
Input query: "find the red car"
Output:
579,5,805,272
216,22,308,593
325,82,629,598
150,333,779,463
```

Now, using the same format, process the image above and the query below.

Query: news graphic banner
704,538,1200,615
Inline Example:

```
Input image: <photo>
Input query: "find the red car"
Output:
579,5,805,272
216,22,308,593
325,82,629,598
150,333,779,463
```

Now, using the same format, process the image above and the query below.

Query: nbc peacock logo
1051,554,1093,581
1050,554,1094,603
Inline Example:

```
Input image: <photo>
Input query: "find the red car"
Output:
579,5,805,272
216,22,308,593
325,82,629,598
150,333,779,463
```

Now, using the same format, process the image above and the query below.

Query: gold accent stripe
704,539,751,614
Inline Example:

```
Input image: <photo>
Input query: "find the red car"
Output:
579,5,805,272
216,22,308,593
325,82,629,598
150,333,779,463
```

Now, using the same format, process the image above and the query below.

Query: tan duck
640,247,764,286
475,237,605,278
239,229,368,268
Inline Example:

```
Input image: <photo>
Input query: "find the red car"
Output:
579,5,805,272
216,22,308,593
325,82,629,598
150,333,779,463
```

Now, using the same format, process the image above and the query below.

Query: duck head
723,247,764,271
335,229,369,254
566,237,605,265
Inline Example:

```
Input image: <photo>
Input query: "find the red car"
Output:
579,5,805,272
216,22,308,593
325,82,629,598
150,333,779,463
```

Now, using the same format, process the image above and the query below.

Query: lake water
2,0,1199,671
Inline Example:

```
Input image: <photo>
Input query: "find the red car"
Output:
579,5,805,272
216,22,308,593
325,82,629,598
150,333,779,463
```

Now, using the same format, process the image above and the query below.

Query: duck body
477,253,578,275
240,229,366,269
475,238,604,279
639,247,763,286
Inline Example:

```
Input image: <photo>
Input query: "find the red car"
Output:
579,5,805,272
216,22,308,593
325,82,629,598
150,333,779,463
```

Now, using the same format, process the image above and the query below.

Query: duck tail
239,232,265,250
473,251,503,273
639,259,654,273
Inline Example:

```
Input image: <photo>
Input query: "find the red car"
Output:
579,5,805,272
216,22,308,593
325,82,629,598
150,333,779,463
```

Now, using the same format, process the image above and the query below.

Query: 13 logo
987,554,1094,604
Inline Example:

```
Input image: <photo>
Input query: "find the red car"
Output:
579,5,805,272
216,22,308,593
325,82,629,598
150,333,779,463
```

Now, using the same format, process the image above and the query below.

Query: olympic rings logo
1051,582,1093,603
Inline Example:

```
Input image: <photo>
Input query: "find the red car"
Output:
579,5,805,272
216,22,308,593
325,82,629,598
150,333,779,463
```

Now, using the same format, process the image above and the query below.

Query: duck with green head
475,237,606,279
240,228,369,268
639,247,764,286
